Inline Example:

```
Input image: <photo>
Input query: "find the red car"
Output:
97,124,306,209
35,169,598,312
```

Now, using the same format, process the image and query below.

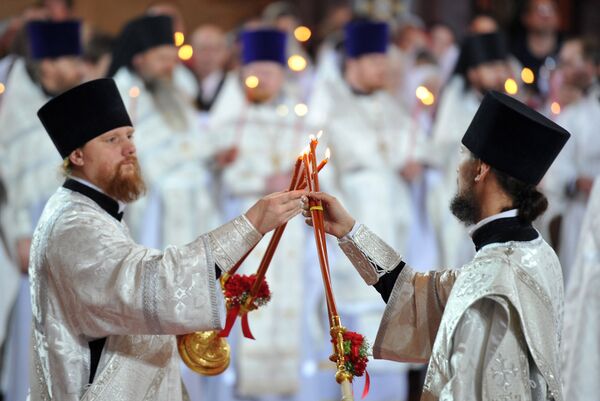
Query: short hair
60,157,72,177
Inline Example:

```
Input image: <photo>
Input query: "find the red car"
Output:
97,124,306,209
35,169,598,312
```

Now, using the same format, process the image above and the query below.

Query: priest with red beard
28,78,306,401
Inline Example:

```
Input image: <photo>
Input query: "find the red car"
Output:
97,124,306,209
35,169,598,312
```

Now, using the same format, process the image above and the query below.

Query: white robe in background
28,184,263,401
339,223,564,401
308,72,425,399
0,58,62,249
205,73,309,398
0,57,60,401
427,76,480,268
112,68,220,249
309,73,426,305
562,177,600,401
543,86,600,280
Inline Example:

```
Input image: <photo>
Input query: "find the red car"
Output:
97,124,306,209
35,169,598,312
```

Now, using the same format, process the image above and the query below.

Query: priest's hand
214,146,238,168
16,237,31,275
301,192,355,239
245,190,307,235
400,160,423,182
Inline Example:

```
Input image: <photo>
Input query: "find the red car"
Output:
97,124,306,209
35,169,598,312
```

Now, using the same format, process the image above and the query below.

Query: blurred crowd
0,0,598,400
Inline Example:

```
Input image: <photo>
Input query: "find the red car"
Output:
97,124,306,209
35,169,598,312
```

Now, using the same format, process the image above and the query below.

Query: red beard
99,157,146,203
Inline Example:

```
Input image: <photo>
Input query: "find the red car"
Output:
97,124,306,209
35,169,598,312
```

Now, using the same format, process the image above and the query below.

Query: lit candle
247,155,305,299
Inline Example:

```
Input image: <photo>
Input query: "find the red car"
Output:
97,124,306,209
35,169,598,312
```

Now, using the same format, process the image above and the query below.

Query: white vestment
28,184,262,401
113,68,220,249
339,223,564,401
0,57,60,401
543,86,600,279
308,70,425,323
562,178,600,401
427,76,480,268
0,58,63,248
205,73,309,397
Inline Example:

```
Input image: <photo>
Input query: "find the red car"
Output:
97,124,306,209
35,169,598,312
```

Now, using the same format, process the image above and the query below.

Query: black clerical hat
241,29,287,65
454,32,507,76
107,15,174,76
462,91,570,185
38,78,132,158
26,20,82,60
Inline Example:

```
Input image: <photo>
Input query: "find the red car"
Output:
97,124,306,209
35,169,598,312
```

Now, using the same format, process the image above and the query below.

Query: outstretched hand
301,192,355,239
245,190,307,235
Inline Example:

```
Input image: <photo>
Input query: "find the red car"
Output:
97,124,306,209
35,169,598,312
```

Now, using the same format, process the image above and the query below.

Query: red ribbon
218,306,255,339
240,313,255,339
361,370,370,399
219,307,239,338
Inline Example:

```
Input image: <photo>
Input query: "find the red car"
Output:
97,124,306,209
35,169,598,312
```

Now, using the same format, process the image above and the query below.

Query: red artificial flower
222,274,271,309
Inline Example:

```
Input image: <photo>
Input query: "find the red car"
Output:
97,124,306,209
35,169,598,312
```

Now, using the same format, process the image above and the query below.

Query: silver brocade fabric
343,226,564,401
28,187,261,401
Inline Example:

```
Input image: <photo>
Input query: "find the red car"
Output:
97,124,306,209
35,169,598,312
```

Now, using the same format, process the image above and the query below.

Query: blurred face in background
469,15,499,34
558,40,595,90
38,55,83,95
346,52,390,93
429,24,455,59
132,44,178,82
523,0,559,34
191,25,229,80
468,60,510,92
241,61,285,103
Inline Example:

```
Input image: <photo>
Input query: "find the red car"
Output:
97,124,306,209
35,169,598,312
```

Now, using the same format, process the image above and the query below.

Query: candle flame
316,130,323,139
309,134,316,142
302,146,310,155
174,32,185,47
288,55,307,72
178,44,193,61
521,67,535,84
294,26,311,42
325,147,331,159
551,101,561,115
245,75,260,89
504,78,518,95
129,86,140,98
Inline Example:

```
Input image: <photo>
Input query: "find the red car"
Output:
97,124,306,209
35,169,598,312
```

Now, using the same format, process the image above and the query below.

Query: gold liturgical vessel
177,331,230,376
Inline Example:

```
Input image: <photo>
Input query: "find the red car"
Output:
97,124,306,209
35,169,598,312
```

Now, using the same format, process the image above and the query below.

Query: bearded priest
303,91,570,401
28,78,305,401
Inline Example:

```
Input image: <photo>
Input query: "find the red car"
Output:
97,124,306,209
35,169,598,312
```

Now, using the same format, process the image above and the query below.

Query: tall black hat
107,15,174,76
461,91,570,185
38,78,132,158
26,20,82,60
454,32,508,76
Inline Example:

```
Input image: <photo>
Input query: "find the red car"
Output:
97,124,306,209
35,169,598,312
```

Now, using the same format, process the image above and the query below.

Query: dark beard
100,157,146,203
449,187,480,226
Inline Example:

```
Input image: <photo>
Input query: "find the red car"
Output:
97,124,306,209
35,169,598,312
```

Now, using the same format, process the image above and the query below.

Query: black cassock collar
62,178,123,221
471,216,538,251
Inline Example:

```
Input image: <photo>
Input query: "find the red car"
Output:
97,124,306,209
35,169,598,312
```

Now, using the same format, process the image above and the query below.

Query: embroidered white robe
28,185,262,401
339,224,564,401
543,86,600,279
562,177,600,401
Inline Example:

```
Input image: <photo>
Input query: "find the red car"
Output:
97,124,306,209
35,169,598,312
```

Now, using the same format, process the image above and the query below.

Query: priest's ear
68,148,85,167
473,160,491,183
